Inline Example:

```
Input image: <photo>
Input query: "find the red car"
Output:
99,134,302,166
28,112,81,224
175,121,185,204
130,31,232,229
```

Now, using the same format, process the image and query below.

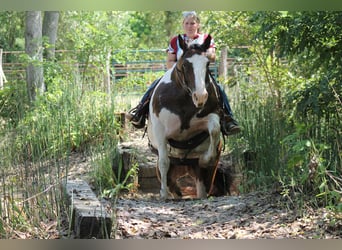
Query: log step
64,179,112,238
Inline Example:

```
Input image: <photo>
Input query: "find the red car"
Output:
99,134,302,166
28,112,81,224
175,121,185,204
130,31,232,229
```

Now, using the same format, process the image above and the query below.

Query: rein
207,140,223,197
175,65,192,96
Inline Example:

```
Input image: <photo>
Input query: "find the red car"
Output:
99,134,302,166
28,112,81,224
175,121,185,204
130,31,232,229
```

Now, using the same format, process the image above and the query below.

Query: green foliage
91,146,139,200
246,11,342,211
13,81,120,161
279,126,341,210
0,80,30,127
254,11,342,69
113,71,164,93
203,11,256,48
252,11,342,115
0,11,25,51
0,59,126,237
127,11,180,49
226,80,286,192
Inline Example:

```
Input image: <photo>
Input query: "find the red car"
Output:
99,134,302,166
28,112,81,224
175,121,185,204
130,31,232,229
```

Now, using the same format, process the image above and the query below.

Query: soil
112,128,342,239
114,192,341,239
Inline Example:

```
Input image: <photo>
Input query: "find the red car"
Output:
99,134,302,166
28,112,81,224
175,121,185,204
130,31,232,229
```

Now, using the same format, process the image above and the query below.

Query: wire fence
1,48,253,84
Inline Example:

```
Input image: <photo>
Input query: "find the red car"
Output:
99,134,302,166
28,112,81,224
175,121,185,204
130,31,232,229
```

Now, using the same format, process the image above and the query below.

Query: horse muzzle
192,90,208,108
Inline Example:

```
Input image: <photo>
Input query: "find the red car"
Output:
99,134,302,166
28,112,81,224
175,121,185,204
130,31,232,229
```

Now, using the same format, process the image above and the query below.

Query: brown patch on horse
152,80,196,130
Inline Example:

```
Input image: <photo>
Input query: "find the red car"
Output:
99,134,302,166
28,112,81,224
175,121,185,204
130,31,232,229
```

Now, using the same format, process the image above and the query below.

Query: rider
126,11,240,136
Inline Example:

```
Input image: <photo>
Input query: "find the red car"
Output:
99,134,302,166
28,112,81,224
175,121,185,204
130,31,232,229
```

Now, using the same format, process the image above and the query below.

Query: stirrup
221,116,241,136
126,106,146,129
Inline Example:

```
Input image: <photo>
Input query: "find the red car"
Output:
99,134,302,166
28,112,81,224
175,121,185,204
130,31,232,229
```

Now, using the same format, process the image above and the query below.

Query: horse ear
178,34,187,52
202,34,212,51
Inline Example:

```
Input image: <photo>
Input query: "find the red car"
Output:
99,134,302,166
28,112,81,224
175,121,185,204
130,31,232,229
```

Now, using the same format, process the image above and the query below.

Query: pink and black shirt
167,33,215,60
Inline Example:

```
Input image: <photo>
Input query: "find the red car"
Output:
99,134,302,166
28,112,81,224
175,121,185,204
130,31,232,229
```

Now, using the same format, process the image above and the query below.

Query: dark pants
140,78,161,104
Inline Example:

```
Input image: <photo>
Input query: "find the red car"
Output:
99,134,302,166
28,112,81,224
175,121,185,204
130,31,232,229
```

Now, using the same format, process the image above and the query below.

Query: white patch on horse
159,64,175,84
158,109,182,137
200,113,221,166
187,54,209,108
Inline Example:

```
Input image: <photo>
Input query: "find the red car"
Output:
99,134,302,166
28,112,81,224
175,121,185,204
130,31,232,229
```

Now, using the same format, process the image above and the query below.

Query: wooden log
117,144,160,192
63,179,112,238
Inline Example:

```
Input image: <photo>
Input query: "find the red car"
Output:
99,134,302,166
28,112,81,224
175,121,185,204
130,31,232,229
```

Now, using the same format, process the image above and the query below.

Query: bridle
174,51,209,97
175,62,192,96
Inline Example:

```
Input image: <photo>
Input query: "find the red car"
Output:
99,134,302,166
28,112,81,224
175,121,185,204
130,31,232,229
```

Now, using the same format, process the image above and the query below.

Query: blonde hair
182,11,200,23
182,11,201,32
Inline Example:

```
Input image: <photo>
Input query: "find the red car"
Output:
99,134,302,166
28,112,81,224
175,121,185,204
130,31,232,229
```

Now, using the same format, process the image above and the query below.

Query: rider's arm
205,47,216,62
167,53,177,69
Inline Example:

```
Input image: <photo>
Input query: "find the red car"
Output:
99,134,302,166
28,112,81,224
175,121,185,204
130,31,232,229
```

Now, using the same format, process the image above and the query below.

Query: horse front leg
199,114,221,167
158,142,170,200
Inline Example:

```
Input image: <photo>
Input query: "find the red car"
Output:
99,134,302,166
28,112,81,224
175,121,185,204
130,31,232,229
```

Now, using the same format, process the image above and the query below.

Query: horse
147,34,223,199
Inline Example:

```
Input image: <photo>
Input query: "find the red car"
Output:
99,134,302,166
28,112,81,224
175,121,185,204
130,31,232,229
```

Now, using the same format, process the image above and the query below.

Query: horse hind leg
193,166,207,199
195,178,207,199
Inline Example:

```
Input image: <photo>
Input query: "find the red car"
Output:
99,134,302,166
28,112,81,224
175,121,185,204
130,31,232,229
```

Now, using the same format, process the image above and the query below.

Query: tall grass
224,56,341,212
0,60,126,238
224,77,286,192
0,57,161,238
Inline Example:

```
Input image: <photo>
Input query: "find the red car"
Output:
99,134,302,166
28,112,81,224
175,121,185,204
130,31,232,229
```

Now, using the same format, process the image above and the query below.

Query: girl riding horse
126,11,240,137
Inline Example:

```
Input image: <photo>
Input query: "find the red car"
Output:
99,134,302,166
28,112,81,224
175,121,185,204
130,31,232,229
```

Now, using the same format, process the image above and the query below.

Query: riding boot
220,114,241,136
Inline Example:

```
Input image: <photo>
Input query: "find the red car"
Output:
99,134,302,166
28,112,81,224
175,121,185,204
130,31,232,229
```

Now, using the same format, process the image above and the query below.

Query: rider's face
182,17,200,38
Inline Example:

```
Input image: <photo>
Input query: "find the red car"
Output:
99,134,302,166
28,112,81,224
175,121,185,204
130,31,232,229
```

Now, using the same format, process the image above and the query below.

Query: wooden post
218,46,228,82
0,49,7,89
104,50,111,97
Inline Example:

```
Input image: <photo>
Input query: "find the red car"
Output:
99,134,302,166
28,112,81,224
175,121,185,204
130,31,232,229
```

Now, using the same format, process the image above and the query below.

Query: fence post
104,49,111,97
0,49,7,89
218,46,228,82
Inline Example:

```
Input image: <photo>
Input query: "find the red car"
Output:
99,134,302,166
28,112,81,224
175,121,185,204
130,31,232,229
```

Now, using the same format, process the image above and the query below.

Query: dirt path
114,191,341,239
114,128,341,239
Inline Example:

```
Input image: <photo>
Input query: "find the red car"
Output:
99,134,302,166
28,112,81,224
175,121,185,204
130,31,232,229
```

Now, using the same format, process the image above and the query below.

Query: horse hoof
160,190,169,200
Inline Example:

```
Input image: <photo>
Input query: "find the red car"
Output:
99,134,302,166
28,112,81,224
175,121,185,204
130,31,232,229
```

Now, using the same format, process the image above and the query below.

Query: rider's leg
209,73,240,135
217,84,241,135
126,78,161,129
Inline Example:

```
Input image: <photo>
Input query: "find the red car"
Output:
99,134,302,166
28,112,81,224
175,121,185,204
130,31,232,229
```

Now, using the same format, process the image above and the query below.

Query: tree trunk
42,11,59,61
25,11,45,102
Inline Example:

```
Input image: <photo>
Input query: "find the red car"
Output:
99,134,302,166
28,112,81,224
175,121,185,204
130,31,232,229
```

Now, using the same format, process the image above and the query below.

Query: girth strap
167,131,209,150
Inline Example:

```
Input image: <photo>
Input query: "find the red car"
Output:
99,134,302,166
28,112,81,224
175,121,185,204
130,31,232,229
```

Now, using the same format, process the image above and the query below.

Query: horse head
175,34,212,108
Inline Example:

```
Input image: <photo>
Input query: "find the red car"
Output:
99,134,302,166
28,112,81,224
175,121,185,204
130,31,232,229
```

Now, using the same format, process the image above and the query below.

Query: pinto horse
147,35,223,199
